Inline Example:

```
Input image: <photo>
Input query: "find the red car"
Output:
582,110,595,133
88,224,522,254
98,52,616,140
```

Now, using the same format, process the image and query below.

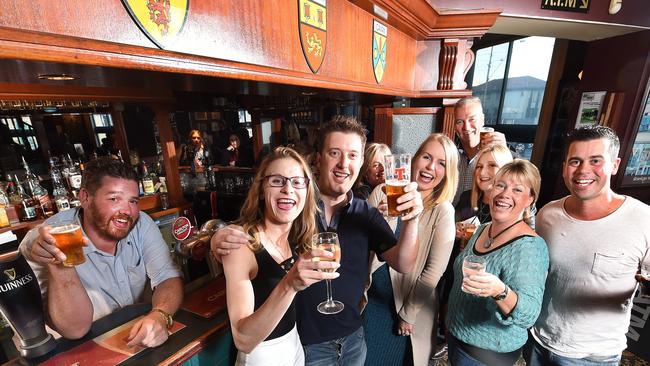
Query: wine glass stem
325,279,333,303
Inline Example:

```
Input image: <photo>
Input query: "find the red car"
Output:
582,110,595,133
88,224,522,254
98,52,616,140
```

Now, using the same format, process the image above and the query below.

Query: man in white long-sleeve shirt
525,126,650,366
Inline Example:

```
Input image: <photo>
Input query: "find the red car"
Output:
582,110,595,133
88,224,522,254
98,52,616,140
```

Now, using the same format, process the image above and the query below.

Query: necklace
484,219,524,249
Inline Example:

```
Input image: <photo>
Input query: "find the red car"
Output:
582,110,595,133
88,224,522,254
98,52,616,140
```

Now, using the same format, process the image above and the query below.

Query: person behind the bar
212,115,423,365
223,147,337,365
353,142,391,200
453,97,506,205
446,159,548,366
179,129,210,170
363,133,458,366
525,126,650,366
19,157,183,347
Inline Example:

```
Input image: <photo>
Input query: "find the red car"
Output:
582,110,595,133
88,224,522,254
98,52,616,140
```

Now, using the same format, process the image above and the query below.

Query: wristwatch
152,308,173,329
493,285,509,301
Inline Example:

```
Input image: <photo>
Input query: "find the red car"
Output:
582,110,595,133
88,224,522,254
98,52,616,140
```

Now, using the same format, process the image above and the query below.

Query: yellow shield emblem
372,20,387,84
4,268,16,281
299,0,327,74
122,0,189,49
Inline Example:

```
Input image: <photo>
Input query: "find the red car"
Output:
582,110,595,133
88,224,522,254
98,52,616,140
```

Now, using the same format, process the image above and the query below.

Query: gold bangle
152,308,173,329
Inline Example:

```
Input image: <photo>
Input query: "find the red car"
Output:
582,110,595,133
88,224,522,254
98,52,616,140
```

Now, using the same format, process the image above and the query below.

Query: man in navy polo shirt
212,116,422,365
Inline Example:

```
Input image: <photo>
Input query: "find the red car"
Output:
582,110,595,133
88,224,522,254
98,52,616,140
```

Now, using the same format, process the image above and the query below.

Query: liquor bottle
65,154,82,192
6,175,20,205
141,161,156,196
27,180,45,219
69,189,81,208
14,177,37,222
21,156,55,217
50,158,71,213
0,188,10,228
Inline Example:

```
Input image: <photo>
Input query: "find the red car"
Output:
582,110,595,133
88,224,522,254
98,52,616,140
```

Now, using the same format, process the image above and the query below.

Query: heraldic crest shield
372,20,387,84
298,0,327,74
122,0,189,49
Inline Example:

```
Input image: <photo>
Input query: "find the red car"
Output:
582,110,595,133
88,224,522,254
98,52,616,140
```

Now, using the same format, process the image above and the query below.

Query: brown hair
493,159,541,226
412,134,459,209
317,115,367,154
81,157,138,195
470,144,514,210
235,147,318,254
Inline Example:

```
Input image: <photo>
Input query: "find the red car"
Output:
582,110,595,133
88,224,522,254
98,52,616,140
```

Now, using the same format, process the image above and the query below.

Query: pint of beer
384,154,411,217
50,222,85,267
479,127,495,149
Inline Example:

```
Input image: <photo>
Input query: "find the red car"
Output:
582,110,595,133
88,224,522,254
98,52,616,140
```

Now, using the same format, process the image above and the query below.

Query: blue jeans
303,326,367,366
523,337,621,366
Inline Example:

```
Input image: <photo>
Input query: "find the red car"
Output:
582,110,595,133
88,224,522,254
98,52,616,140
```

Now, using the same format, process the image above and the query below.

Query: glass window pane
12,137,20,145
472,43,509,124
97,132,107,145
500,37,555,125
21,116,32,127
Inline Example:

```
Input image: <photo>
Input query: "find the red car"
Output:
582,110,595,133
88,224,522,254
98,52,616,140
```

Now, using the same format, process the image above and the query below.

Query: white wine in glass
312,232,344,314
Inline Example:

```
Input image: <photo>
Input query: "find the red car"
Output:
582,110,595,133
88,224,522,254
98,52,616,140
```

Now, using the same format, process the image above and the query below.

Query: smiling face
262,157,307,225
475,152,501,193
489,173,534,224
365,151,387,188
82,177,140,242
454,102,485,148
563,138,620,203
412,139,446,197
317,131,364,200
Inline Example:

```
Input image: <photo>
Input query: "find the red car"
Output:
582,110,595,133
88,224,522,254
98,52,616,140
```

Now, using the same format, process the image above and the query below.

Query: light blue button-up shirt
20,208,182,320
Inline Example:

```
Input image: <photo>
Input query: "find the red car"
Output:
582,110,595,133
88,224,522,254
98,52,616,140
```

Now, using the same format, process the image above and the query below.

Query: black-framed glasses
264,175,309,189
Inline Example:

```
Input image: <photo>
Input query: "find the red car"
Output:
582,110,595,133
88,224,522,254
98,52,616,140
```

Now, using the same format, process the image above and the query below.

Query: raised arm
224,247,338,353
20,226,93,339
381,182,423,273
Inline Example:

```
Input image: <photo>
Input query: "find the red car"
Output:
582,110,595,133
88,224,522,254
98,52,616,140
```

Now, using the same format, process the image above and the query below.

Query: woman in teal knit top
446,159,549,366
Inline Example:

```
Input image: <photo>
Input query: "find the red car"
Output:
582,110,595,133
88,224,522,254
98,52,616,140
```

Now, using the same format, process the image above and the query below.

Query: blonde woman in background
354,142,392,200
363,134,458,366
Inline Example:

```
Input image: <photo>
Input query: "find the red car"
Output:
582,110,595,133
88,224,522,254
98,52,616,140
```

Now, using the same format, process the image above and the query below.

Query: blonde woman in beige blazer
363,134,458,366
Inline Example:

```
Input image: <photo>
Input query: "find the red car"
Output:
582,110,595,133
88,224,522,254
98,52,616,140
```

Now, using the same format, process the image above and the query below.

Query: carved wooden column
437,38,475,91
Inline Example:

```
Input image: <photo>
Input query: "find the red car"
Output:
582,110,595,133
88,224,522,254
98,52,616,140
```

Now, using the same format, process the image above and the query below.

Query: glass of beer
312,232,343,315
384,154,411,217
50,220,85,267
479,127,495,149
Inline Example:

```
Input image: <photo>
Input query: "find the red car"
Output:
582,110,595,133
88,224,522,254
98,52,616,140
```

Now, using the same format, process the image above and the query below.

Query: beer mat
181,277,227,318
39,316,185,366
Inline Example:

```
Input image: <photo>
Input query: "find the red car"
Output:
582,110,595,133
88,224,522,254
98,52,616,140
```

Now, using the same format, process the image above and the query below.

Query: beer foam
50,224,80,234
386,179,409,186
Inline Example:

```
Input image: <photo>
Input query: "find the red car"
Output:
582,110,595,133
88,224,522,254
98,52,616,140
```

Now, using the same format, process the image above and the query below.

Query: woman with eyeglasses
221,147,339,366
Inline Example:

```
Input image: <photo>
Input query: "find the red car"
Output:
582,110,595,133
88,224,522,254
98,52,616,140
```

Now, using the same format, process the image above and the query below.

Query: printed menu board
622,90,650,186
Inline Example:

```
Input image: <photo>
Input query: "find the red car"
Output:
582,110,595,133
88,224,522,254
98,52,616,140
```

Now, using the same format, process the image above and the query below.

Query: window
91,113,114,145
472,37,555,125
1,116,39,151
471,36,555,159
238,109,253,138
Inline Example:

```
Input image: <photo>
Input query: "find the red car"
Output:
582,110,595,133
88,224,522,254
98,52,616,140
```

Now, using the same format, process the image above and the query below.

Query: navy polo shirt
296,193,397,345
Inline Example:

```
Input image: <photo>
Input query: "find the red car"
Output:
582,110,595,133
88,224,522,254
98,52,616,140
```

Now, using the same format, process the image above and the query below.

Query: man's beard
89,201,138,241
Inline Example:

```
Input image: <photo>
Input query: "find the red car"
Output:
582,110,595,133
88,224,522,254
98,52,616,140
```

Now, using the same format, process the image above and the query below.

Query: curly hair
81,157,138,195
235,147,318,254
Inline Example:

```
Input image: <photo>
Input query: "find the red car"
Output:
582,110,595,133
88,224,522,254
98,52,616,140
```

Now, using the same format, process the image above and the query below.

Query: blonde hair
470,144,514,210
493,159,541,226
356,143,391,188
412,134,459,210
235,147,318,254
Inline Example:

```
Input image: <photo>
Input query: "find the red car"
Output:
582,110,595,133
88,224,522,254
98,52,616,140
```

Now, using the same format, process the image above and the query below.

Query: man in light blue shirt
20,157,183,348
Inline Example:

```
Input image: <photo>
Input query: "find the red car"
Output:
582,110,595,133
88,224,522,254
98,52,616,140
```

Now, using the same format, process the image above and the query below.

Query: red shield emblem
298,0,327,74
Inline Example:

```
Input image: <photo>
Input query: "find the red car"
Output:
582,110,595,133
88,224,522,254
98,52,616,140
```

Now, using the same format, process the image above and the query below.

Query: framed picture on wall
621,87,650,187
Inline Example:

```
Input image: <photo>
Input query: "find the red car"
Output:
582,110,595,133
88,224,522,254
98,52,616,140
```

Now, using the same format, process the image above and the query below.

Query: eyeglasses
264,175,309,189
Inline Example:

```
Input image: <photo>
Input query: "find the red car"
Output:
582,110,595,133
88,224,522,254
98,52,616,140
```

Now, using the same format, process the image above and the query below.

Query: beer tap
173,218,227,261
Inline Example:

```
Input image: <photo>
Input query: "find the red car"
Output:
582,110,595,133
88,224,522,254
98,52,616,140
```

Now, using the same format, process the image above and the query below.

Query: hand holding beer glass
384,154,411,217
49,220,85,267
462,255,486,294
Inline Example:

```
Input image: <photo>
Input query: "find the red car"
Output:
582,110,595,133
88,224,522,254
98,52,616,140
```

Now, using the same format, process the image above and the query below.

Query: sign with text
541,0,590,13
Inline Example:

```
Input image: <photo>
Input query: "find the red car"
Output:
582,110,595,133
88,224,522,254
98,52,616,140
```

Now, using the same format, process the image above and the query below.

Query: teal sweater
446,224,549,352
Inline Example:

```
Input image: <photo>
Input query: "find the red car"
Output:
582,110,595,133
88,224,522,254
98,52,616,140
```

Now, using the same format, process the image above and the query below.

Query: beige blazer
365,184,455,366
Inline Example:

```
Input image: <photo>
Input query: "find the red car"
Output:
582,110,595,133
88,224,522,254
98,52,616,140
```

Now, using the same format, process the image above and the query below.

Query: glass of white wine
312,232,343,314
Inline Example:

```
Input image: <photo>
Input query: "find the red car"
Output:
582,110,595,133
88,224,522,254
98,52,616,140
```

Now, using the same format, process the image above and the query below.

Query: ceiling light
37,73,76,81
